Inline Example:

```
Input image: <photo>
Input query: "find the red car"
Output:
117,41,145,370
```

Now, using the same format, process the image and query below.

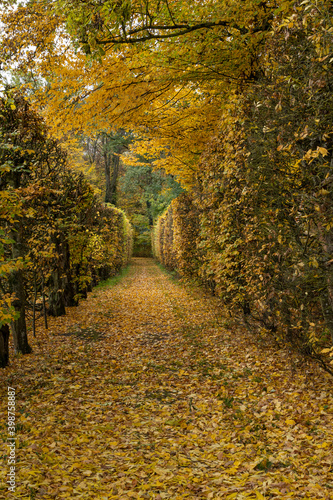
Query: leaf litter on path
1,258,332,499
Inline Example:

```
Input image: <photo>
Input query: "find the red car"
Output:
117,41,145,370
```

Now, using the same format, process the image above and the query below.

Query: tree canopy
0,0,294,186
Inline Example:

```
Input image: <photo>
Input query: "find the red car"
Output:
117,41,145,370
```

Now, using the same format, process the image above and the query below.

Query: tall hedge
0,91,133,366
152,193,199,280
152,2,333,372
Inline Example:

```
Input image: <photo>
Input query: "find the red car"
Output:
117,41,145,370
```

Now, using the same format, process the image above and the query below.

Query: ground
1,258,333,499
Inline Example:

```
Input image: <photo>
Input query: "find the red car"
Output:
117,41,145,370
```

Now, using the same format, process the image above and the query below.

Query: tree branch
92,20,246,46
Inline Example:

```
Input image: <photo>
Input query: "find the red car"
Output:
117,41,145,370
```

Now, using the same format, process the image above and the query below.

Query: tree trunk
48,268,66,316
9,227,31,355
146,200,153,227
0,324,10,368
10,268,32,354
104,149,112,204
317,219,333,344
104,143,123,205
63,242,78,307
109,153,120,205
32,273,37,337
41,274,48,329
104,152,120,205
48,234,66,317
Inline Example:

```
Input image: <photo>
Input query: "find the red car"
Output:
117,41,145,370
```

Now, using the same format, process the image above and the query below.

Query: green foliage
120,164,183,221
80,129,133,204
119,162,183,256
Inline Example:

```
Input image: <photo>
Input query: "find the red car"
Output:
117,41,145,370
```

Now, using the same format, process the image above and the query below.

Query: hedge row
0,92,132,367
152,1,333,373
152,182,333,375
152,194,199,281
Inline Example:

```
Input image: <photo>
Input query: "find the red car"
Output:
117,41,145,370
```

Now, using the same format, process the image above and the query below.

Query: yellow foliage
0,258,332,498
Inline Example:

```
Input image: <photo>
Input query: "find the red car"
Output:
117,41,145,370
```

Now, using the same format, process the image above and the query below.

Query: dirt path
1,258,333,499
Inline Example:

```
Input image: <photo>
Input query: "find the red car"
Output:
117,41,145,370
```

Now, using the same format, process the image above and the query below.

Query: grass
93,265,131,291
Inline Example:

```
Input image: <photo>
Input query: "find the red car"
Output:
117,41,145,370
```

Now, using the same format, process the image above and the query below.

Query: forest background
1,0,333,373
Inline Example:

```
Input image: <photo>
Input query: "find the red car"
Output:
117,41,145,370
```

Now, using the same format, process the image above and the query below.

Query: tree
1,0,294,187
58,0,275,83
81,129,132,204
152,0,333,372
0,324,9,367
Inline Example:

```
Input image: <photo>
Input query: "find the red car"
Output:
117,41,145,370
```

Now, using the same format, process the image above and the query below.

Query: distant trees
0,91,132,367
81,130,132,205
79,131,183,256
119,162,183,256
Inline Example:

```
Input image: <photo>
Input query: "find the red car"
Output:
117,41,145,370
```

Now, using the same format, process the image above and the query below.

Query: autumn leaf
1,258,332,499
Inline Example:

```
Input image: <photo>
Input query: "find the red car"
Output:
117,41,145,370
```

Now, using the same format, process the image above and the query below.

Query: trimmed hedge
152,1,333,373
0,92,133,365
152,193,199,280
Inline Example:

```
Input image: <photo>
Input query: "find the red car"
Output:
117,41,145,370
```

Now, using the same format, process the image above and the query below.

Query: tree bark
146,200,153,227
48,234,66,317
317,218,333,344
104,151,120,205
104,140,124,205
104,153,112,204
63,242,78,307
109,153,120,205
10,268,32,354
48,267,66,316
0,324,9,368
9,227,31,355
